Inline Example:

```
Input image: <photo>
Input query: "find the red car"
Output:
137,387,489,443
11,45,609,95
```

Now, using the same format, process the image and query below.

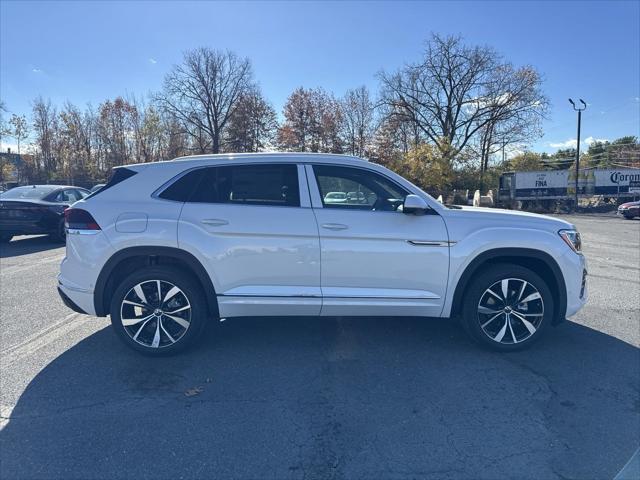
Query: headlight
559,229,582,253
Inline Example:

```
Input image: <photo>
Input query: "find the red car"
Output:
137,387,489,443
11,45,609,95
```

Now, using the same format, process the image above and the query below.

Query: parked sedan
0,185,90,242
618,200,640,220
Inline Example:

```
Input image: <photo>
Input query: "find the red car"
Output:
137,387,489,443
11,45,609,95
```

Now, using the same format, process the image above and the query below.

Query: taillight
65,208,101,230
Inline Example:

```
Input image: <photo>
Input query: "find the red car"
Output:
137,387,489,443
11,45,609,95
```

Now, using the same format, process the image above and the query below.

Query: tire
623,214,634,220
461,264,554,351
50,219,66,243
0,234,12,243
109,266,209,355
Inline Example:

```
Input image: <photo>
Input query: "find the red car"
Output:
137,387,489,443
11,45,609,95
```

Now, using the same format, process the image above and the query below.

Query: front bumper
562,250,588,318
618,208,639,218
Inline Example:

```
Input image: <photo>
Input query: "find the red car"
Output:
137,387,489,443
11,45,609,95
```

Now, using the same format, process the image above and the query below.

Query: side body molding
94,246,218,317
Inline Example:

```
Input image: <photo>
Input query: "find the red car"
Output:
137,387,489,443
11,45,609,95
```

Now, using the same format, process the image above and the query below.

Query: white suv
58,153,587,355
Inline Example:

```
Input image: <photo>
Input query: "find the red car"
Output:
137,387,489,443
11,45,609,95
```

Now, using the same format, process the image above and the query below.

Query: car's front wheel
110,266,208,355
461,264,554,351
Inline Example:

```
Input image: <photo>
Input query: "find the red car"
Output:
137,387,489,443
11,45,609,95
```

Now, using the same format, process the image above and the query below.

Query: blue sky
1,0,639,154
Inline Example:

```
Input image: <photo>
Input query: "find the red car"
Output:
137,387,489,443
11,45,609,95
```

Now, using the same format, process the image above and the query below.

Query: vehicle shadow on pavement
1,317,638,480
0,235,62,258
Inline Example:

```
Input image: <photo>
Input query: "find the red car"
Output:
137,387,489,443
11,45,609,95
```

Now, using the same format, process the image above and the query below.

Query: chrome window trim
151,163,309,208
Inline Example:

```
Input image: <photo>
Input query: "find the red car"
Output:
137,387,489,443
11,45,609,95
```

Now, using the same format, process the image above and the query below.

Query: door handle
201,218,229,227
321,223,348,231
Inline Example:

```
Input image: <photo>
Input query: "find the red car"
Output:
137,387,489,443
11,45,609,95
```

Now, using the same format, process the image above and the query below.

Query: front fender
442,227,570,320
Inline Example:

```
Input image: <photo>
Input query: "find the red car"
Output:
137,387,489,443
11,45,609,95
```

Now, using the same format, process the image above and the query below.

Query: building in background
0,148,27,188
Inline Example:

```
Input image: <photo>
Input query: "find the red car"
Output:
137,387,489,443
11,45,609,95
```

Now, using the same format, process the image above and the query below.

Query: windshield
0,186,57,200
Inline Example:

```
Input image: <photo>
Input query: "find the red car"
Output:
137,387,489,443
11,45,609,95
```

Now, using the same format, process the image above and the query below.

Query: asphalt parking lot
0,214,638,479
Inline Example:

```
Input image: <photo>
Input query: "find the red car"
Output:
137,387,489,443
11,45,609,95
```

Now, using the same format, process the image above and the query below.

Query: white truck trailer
498,168,640,207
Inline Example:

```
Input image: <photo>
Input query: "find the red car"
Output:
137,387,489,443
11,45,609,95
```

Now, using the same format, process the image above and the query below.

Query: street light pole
569,98,587,209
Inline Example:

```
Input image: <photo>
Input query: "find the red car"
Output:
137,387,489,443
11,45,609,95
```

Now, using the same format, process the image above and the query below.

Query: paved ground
0,214,638,479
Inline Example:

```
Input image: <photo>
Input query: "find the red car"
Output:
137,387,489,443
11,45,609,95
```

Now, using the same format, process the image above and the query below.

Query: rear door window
217,164,299,207
167,164,300,207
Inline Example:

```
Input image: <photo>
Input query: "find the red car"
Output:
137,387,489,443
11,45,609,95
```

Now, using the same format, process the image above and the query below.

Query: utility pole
569,98,587,209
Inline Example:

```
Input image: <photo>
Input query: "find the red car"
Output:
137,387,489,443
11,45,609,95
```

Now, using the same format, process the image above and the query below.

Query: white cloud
32,68,43,74
548,137,609,150
148,58,157,64
584,136,608,146
548,139,577,149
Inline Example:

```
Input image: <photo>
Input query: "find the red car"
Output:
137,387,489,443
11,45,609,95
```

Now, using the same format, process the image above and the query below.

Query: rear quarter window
85,167,138,199
158,169,206,202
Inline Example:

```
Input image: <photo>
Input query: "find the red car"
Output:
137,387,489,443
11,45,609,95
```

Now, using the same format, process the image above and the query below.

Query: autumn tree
278,87,343,153
225,88,278,152
383,143,453,195
96,97,138,169
58,102,95,179
158,48,253,154
312,89,343,153
506,151,544,171
278,87,314,152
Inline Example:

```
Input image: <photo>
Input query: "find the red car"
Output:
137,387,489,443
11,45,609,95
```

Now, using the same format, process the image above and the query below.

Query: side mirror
402,194,430,215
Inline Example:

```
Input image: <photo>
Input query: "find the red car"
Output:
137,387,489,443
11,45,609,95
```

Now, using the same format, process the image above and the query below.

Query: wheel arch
94,246,219,318
450,248,567,324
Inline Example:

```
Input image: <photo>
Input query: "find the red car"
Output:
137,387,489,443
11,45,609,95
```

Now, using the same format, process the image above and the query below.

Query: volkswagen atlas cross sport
58,153,588,355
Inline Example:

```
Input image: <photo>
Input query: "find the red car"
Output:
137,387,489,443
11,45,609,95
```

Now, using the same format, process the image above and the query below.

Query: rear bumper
57,286,88,314
57,275,97,316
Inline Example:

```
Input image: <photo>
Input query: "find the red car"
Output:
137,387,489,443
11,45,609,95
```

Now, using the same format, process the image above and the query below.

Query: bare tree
158,48,253,154
0,101,10,141
9,114,30,154
474,64,547,183
341,86,375,157
32,97,59,175
379,34,548,165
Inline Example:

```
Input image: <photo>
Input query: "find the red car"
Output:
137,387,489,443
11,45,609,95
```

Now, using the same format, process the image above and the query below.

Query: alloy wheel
477,278,544,345
120,279,192,348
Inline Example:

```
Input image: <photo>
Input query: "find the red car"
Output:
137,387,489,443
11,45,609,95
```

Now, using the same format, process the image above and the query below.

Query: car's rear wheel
50,219,66,242
461,264,554,351
110,266,208,355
